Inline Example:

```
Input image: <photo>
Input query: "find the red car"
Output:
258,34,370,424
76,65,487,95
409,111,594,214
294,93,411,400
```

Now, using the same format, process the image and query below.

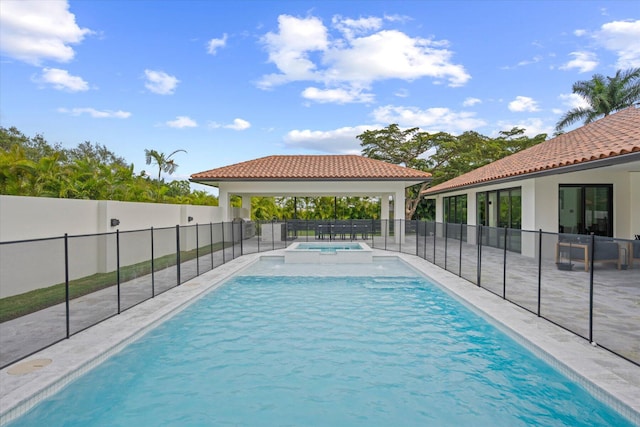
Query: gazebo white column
394,189,405,243
219,187,230,222
241,196,252,218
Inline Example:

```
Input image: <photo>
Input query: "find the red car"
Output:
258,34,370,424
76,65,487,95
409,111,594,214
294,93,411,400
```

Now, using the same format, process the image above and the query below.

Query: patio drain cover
7,358,52,375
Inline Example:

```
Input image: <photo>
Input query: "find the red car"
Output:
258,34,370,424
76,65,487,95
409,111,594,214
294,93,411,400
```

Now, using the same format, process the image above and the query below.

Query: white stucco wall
0,195,224,241
0,196,223,298
631,172,640,238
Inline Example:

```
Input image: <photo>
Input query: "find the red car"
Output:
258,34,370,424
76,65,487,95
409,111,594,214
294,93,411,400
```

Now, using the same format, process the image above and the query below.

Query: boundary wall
0,195,229,241
0,196,234,298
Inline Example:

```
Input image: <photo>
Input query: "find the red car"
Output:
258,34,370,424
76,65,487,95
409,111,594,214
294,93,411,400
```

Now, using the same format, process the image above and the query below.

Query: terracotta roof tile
424,106,640,194
191,154,432,181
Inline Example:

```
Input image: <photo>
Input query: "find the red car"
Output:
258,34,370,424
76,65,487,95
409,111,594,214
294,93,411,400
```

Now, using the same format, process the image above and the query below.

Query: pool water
7,264,633,426
296,242,363,251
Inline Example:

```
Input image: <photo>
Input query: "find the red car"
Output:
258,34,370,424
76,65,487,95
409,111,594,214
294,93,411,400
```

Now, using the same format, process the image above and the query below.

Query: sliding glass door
477,187,521,252
559,185,612,236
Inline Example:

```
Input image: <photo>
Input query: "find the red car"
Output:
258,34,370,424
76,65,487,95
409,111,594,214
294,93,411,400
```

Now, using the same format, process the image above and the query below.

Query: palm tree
555,68,640,131
144,149,187,181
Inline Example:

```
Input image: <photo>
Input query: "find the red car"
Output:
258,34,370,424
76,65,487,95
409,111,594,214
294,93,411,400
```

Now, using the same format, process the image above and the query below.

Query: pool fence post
64,233,70,339
221,222,226,264
589,233,595,343
151,227,155,298
444,222,448,271
384,219,387,251
398,220,402,253
537,229,542,317
176,225,181,286
240,220,244,256
415,220,419,256
231,220,235,259
271,220,275,251
196,223,200,276
116,229,121,314
209,223,214,269
459,223,463,277
257,221,261,253
502,227,507,299
422,221,427,259
477,225,482,287
433,222,437,264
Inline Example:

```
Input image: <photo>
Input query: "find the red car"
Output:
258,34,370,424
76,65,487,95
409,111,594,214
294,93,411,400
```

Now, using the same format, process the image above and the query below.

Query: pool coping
1,251,639,426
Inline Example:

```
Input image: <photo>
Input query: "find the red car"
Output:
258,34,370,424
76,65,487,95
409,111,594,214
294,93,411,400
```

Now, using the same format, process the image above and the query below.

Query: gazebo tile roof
191,155,432,180
424,106,640,194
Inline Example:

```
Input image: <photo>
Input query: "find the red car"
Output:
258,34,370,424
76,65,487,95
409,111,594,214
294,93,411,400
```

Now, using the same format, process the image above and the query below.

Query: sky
1,0,639,194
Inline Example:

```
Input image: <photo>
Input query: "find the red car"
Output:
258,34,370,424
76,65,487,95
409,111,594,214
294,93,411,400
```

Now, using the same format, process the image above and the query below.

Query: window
443,195,467,224
559,185,612,237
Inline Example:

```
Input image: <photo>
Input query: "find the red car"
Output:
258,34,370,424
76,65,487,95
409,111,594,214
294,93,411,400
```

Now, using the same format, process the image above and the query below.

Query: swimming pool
4,258,635,426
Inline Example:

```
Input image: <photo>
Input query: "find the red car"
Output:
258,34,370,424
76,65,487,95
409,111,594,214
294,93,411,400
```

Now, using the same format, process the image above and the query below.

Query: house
422,106,640,258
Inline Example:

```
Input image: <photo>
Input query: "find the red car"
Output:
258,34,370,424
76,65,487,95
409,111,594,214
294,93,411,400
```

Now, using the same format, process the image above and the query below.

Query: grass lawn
0,242,227,323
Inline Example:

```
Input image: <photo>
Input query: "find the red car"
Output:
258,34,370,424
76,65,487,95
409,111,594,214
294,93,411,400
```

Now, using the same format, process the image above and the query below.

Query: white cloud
517,55,542,67
144,69,179,95
207,33,228,55
502,55,543,70
558,93,590,109
225,118,251,130
259,15,329,88
166,116,197,128
494,118,552,137
332,15,383,39
560,51,598,73
57,107,131,118
36,68,89,91
508,96,540,112
302,86,374,104
574,29,587,37
394,88,409,98
462,97,481,107
208,118,251,130
595,19,640,68
258,14,470,102
372,105,486,134
284,125,377,154
324,29,469,86
0,0,92,65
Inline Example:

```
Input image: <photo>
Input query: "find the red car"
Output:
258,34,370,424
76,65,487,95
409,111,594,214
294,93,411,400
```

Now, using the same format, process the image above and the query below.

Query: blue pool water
7,261,633,426
296,242,363,251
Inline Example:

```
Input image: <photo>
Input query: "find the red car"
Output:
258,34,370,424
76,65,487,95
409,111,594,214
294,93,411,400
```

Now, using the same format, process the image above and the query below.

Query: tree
358,125,446,219
144,149,187,181
555,68,640,131
67,141,128,167
357,124,547,220
1,127,216,205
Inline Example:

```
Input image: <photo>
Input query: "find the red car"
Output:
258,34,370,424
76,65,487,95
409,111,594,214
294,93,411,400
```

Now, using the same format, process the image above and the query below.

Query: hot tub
284,242,373,263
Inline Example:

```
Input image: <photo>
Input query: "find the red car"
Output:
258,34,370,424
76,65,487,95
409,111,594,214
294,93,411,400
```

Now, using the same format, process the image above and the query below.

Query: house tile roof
191,154,432,181
424,106,640,195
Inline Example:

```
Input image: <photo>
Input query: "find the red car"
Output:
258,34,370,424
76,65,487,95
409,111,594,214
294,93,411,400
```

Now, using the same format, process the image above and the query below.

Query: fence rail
1,219,638,369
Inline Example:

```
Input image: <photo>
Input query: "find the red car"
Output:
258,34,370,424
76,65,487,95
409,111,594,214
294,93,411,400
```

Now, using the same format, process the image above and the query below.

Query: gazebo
190,155,432,242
